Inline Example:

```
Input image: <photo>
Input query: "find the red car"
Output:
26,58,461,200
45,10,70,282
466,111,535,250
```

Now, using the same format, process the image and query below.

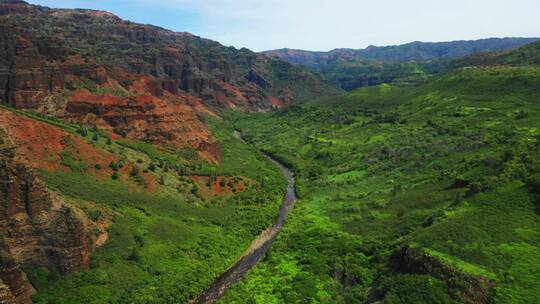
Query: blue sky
30,0,540,52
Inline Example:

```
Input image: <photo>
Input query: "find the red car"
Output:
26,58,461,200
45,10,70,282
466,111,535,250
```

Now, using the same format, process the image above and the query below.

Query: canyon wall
0,140,103,303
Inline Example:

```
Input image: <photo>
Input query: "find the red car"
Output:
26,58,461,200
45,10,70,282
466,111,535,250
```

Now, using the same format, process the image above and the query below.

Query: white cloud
31,0,540,51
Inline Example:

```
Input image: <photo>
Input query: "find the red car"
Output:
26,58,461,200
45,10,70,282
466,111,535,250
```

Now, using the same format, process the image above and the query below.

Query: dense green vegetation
263,38,538,90
221,64,540,303
26,118,287,303
3,2,540,303
451,41,540,69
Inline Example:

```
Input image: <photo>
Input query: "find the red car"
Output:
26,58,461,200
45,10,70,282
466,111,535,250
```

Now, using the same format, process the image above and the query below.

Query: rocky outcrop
0,0,341,162
0,243,34,304
387,246,494,304
0,142,103,303
0,1,37,16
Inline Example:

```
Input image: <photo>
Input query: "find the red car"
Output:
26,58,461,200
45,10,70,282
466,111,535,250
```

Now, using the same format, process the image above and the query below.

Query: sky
29,0,540,52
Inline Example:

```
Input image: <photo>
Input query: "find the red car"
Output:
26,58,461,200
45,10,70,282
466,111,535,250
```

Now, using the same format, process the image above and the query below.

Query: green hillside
1,112,287,303
1,2,539,303
263,38,539,90
221,62,540,303
452,41,540,67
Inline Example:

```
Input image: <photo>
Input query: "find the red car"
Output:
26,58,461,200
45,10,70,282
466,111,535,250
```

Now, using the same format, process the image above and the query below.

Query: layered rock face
0,0,340,162
0,141,103,303
386,246,494,304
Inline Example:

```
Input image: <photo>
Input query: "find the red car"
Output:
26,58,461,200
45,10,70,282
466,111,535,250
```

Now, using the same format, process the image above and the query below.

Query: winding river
192,132,297,304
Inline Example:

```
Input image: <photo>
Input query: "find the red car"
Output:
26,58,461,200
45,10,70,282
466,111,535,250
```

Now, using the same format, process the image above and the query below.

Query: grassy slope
452,41,540,68
265,39,539,91
6,111,287,304
221,66,540,303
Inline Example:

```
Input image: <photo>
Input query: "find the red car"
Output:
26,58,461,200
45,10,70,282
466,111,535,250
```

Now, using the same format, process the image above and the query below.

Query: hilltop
0,1,339,302
225,41,540,303
0,0,342,161
263,38,539,90
0,1,539,303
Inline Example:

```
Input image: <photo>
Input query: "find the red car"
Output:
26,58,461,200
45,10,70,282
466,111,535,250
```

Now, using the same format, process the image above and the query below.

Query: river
192,131,297,304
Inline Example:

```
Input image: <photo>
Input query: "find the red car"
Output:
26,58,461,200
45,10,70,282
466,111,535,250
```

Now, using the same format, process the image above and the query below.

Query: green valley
221,56,540,303
263,38,538,91
0,1,539,304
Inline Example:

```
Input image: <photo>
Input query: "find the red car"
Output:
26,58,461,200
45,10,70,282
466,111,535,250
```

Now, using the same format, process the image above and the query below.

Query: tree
466,182,482,197
109,161,119,171
92,133,99,141
148,163,156,172
392,184,402,196
526,173,540,194
452,192,463,206
191,184,199,196
111,172,119,180
130,166,139,177
76,126,88,137
127,248,140,262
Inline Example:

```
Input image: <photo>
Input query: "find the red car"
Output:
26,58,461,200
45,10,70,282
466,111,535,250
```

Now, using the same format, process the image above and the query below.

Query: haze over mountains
263,38,539,90
0,1,539,304
0,0,341,161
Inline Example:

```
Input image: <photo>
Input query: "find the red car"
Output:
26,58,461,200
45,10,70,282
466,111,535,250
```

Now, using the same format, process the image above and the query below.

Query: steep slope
0,1,329,302
451,40,540,68
223,60,540,302
263,38,538,90
0,100,288,303
0,0,341,162
264,38,539,65
0,125,105,304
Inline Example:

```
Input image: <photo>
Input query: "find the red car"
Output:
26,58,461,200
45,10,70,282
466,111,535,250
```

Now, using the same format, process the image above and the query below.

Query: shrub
191,184,199,195
466,182,482,197
134,234,144,247
111,172,119,180
515,110,529,120
130,166,139,177
133,176,145,187
88,209,102,221
76,126,88,137
525,173,540,195
109,161,119,171
375,274,454,304
126,248,140,262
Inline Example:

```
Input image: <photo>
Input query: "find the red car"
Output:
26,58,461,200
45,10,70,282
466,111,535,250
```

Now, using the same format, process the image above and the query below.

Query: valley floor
0,110,288,303
195,149,296,304
220,66,540,304
3,65,540,304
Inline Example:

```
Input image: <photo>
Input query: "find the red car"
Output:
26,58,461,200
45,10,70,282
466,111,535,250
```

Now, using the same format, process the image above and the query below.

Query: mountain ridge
0,0,342,162
263,37,539,90
263,38,539,63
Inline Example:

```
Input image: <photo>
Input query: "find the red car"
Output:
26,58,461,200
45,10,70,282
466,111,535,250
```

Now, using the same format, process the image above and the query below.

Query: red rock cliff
0,0,340,164
0,141,103,303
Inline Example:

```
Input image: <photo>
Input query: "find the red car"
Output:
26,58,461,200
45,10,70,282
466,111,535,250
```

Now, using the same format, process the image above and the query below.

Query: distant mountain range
0,0,342,162
451,39,540,67
263,38,539,90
